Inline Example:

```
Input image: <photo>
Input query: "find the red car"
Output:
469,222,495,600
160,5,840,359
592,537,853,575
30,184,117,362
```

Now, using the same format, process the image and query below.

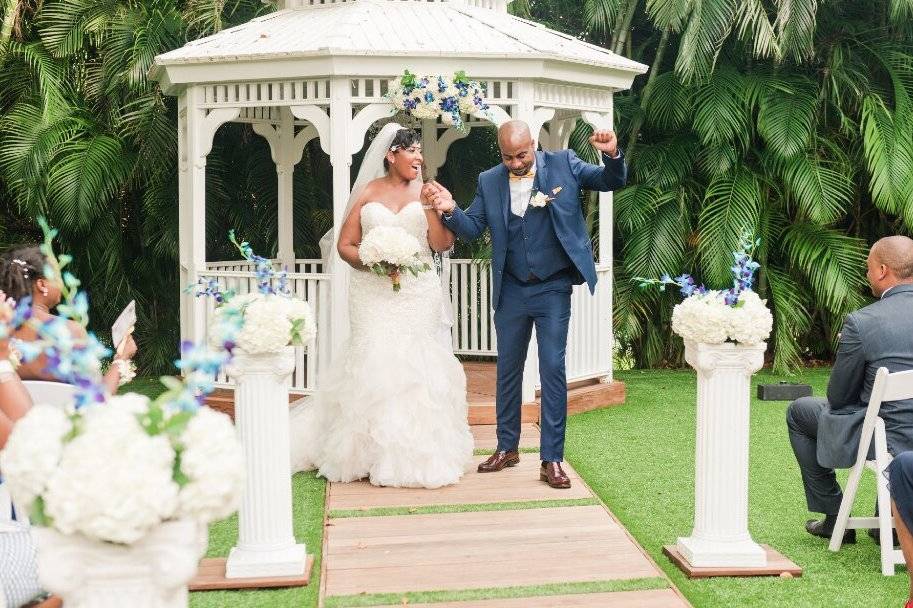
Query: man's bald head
497,120,536,176
866,235,913,297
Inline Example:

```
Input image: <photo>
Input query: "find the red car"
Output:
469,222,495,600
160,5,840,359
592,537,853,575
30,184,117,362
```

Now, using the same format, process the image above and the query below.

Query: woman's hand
115,334,138,361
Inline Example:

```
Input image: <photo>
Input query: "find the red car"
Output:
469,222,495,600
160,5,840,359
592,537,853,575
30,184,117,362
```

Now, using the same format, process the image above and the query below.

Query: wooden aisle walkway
318,424,690,608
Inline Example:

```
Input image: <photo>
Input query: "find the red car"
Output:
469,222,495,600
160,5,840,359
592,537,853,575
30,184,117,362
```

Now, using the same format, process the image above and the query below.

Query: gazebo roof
151,0,647,92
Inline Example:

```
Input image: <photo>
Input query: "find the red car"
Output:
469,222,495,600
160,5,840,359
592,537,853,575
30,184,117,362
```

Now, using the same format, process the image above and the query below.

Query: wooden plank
324,507,662,596
469,403,539,425
567,381,626,415
470,424,539,450
372,589,688,608
189,555,314,591
328,458,591,510
662,545,803,579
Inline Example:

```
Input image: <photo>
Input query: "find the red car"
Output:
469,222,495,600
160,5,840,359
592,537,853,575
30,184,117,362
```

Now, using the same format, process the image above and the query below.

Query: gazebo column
422,121,468,350
328,78,354,359
177,86,239,344
582,109,615,382
253,108,316,271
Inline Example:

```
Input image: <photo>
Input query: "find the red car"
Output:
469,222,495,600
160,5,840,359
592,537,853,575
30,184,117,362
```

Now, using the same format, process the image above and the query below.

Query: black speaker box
757,382,813,401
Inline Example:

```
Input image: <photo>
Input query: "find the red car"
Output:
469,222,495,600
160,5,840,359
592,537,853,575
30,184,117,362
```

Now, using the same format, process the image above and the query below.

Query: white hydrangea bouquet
635,234,773,345
0,220,245,546
359,225,432,292
197,231,317,354
388,70,493,131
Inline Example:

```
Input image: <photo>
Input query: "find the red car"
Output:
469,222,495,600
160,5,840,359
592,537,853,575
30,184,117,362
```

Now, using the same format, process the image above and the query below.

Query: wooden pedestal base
662,545,802,578
189,555,314,591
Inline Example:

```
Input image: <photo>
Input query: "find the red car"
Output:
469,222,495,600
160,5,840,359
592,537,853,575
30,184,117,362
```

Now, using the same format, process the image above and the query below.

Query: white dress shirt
508,160,536,218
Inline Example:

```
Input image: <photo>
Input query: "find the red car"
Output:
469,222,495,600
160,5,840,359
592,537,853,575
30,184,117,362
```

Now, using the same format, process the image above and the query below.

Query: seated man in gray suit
787,235,913,542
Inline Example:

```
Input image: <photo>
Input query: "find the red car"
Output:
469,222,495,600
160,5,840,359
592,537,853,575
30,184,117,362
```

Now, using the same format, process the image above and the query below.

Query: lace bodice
360,201,430,255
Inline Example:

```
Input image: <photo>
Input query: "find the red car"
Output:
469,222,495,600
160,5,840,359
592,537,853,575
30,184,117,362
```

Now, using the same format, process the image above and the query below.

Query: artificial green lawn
125,368,906,607
566,368,903,608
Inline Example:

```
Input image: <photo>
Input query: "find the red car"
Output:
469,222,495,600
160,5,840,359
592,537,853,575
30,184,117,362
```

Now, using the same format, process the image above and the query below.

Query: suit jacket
818,283,913,468
442,149,626,309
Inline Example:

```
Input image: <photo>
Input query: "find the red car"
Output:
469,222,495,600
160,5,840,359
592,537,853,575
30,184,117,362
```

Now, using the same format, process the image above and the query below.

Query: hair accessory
11,259,29,279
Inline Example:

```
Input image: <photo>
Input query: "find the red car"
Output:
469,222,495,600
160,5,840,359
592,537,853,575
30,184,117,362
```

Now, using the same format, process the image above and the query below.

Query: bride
289,123,474,488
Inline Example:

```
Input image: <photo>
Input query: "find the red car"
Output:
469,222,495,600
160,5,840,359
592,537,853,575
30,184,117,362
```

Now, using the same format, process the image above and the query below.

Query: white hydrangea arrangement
211,292,317,355
0,391,244,545
359,225,432,292
670,289,773,345
388,70,492,131
636,234,773,346
198,231,317,354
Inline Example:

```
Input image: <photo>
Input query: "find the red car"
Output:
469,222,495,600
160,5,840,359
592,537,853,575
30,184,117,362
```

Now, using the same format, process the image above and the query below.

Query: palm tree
509,0,913,371
0,0,333,373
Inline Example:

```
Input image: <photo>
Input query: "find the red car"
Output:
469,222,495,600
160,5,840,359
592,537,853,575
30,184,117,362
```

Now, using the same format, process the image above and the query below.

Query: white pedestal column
225,347,307,578
34,520,207,608
676,340,767,568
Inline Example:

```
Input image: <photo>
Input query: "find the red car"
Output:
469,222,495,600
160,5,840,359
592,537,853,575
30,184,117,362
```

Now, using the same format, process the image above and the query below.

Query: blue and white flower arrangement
0,220,246,544
634,234,773,345
388,70,492,131
192,231,316,355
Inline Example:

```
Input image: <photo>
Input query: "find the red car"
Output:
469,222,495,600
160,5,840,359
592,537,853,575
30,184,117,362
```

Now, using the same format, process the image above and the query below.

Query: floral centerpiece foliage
193,231,317,354
388,70,492,131
634,234,773,345
0,221,245,545
358,225,432,292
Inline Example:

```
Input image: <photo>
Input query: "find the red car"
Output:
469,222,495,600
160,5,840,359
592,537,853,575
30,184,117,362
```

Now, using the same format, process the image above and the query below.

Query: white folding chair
829,367,913,575
21,380,77,409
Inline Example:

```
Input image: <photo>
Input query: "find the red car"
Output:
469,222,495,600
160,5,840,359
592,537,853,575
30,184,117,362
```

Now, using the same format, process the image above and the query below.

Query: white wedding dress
288,201,474,488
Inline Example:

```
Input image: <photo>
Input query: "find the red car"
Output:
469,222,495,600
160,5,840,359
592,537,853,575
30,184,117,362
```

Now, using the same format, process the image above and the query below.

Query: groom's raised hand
589,129,619,158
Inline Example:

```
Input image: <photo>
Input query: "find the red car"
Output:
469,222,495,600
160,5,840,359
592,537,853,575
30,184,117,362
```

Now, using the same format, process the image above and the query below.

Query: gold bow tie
509,171,535,181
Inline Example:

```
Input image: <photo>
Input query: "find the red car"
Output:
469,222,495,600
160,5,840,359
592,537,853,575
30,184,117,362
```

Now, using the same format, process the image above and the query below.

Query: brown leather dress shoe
540,461,571,489
477,450,520,473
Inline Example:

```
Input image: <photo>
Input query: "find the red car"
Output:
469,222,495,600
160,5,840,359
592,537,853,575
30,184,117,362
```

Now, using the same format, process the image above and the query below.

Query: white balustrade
198,258,611,393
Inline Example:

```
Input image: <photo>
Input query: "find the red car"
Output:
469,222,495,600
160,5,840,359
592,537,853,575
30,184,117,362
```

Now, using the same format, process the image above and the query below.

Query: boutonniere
529,186,562,208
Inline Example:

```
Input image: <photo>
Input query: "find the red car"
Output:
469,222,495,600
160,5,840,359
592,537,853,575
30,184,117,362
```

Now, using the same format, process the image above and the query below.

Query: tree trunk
611,0,639,55
625,26,672,161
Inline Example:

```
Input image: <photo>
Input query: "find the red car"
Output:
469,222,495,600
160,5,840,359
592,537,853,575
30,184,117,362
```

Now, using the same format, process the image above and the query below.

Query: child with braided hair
0,246,138,394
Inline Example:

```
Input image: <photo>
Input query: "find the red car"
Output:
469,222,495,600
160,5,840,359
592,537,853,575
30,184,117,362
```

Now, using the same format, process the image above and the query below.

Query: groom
422,120,626,489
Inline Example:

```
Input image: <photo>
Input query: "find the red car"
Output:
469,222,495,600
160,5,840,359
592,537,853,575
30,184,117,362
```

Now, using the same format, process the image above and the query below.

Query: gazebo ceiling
151,0,647,94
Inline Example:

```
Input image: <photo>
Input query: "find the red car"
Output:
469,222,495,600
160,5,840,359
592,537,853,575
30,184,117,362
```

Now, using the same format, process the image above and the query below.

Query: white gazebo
151,0,647,402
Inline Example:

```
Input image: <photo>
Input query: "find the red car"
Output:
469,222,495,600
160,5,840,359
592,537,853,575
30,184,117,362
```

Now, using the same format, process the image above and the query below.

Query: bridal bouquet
635,234,773,345
388,70,492,131
0,220,245,545
195,231,317,355
359,225,432,292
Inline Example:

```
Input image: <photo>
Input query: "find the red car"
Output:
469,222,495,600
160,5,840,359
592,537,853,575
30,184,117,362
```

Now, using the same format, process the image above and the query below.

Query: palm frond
697,166,762,286
674,0,739,84
692,67,750,146
782,222,869,313
643,71,692,130
757,76,817,158
775,0,818,63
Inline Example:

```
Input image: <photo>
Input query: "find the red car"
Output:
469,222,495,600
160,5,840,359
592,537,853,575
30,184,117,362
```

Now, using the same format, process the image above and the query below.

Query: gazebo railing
199,258,611,394
447,259,612,385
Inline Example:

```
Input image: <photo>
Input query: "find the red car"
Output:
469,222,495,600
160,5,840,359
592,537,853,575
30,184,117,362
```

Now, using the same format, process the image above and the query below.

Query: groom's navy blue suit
443,149,627,461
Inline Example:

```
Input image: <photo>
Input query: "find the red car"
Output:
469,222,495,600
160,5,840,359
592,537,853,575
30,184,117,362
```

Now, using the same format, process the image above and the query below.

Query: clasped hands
420,181,456,215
